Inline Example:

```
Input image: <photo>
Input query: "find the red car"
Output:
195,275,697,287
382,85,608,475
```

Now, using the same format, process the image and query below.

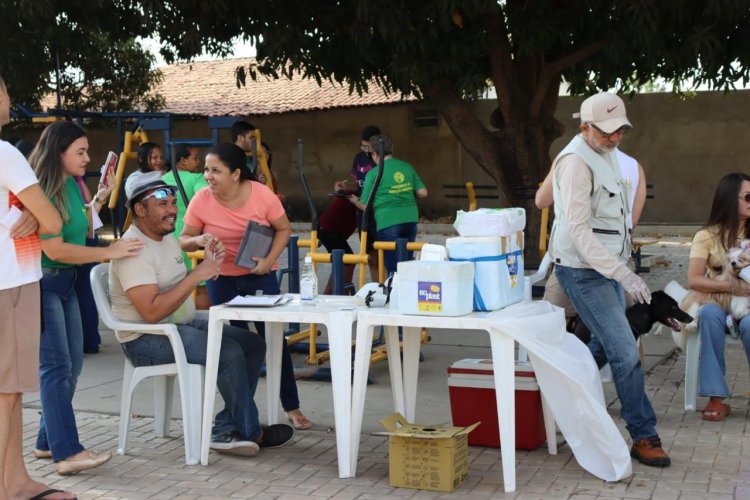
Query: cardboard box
446,232,525,311
379,413,479,492
448,359,546,450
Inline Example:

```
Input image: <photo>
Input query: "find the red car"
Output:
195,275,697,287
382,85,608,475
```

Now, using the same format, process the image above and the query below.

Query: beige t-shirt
689,226,745,279
109,224,196,342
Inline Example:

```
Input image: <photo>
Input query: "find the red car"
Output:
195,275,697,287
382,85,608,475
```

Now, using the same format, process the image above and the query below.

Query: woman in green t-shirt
30,121,144,475
351,134,428,275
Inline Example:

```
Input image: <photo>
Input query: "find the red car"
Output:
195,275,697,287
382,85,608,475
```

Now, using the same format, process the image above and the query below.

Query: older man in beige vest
548,92,670,468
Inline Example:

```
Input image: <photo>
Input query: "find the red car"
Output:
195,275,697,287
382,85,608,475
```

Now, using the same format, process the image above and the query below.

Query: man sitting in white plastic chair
108,171,294,456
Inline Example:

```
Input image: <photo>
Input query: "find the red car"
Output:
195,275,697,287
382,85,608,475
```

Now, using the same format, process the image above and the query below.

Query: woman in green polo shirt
30,121,144,475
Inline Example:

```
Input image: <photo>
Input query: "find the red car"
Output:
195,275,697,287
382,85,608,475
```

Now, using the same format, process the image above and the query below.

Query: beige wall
6,90,749,224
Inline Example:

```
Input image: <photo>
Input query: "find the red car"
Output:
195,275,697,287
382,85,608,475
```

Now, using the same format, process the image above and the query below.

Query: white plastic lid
304,255,312,263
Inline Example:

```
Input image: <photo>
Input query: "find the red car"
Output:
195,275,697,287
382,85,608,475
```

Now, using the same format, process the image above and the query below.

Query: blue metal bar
396,238,409,267
287,235,300,294
168,139,214,147
331,249,345,296
297,138,318,229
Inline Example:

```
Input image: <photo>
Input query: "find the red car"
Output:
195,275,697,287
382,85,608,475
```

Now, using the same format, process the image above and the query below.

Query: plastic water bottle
726,315,739,339
300,255,318,305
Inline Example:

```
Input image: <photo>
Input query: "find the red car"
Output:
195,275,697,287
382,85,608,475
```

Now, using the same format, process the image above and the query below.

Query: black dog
572,290,693,344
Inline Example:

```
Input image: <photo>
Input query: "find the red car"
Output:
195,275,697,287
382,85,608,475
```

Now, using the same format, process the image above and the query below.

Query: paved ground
21,230,750,499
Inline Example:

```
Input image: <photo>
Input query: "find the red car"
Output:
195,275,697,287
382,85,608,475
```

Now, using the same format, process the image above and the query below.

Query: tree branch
530,39,606,119
425,78,517,204
486,2,519,123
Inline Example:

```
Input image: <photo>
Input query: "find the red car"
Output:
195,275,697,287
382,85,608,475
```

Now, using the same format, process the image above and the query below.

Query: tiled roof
156,57,416,116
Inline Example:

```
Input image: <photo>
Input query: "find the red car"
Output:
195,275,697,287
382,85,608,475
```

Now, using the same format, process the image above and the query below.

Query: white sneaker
210,432,260,457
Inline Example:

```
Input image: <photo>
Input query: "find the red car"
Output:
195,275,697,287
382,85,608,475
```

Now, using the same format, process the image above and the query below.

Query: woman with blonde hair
30,121,143,475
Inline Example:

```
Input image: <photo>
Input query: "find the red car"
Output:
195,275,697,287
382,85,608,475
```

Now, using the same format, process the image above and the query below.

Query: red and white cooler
447,359,546,450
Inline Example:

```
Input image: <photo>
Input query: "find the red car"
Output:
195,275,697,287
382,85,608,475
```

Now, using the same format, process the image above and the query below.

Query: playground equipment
443,182,499,212
287,139,430,373
105,114,280,236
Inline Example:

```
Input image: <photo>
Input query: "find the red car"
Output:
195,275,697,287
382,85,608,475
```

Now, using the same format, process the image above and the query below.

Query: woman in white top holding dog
688,172,750,421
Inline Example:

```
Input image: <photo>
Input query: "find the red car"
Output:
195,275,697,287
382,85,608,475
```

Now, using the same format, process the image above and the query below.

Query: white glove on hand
621,270,651,304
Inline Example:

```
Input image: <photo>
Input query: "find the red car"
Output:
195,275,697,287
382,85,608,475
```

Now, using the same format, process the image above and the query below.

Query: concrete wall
6,90,749,224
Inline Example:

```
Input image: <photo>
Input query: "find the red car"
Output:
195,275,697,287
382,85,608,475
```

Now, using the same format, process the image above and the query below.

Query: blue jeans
36,268,85,461
206,273,301,412
555,265,658,441
698,304,750,398
377,222,418,275
122,318,266,441
76,238,101,353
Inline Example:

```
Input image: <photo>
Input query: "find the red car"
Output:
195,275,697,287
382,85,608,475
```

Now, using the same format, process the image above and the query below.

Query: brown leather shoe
57,450,112,476
631,436,671,467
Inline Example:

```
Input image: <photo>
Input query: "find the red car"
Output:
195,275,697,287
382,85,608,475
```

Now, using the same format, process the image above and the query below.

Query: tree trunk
426,79,563,268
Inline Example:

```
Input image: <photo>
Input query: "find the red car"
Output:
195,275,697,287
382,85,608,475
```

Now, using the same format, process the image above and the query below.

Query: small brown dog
681,242,750,332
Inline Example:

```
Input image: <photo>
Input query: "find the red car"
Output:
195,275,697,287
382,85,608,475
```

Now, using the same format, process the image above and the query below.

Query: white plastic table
201,296,361,477
350,307,556,494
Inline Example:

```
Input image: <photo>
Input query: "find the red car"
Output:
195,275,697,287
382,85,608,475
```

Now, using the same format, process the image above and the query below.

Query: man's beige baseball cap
573,92,632,133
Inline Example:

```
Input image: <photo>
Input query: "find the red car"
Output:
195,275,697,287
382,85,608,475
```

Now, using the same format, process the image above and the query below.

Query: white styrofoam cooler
446,234,524,311
396,261,474,316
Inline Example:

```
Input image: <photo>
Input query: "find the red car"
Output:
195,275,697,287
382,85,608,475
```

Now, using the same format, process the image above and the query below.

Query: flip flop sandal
29,488,77,500
287,413,313,430
702,400,731,421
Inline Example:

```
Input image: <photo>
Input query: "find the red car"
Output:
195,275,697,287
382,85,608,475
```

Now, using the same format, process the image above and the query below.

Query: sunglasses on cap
740,192,750,203
139,186,177,203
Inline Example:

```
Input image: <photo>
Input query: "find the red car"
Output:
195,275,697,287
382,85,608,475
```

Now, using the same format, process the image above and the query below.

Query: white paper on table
486,301,632,482
0,206,23,230
225,295,291,307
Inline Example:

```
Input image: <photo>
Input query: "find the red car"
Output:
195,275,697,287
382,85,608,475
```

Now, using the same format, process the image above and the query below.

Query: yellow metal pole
466,181,477,211
185,250,205,300
253,129,275,192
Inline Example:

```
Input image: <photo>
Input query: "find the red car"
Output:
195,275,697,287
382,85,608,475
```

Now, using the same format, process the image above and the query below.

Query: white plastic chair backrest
91,263,120,330
523,252,553,302
664,280,688,305
527,252,553,286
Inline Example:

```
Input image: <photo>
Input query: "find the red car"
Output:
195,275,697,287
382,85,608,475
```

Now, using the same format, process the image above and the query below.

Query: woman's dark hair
705,172,750,251
369,134,393,156
29,121,87,221
207,143,257,181
137,142,161,173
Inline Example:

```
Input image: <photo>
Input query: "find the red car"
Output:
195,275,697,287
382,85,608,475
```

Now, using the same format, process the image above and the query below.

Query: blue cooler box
446,233,524,311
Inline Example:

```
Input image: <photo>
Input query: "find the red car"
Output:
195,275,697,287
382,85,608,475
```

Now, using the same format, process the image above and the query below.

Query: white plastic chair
663,280,741,411
90,263,204,465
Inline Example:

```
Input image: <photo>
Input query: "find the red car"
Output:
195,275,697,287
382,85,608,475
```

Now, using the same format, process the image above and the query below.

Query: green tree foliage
0,0,164,112
5,1,748,212
141,1,750,197
137,0,749,252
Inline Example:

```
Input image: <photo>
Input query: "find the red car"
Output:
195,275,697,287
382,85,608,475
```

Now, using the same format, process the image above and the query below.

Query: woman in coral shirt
180,143,312,430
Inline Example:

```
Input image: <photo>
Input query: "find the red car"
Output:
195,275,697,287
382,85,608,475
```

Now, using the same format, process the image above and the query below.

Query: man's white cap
573,92,632,133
